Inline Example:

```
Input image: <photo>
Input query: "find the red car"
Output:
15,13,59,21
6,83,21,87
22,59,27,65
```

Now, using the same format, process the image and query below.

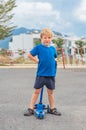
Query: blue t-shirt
30,43,57,76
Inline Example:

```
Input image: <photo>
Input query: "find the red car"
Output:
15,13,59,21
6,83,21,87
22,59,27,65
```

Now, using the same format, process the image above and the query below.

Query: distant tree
34,38,41,46
52,38,64,48
75,40,86,48
0,0,16,39
0,48,8,56
75,40,86,55
52,38,64,55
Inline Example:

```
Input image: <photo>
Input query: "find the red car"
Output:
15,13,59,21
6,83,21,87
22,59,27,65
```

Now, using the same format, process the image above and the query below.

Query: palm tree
75,40,86,64
75,40,86,56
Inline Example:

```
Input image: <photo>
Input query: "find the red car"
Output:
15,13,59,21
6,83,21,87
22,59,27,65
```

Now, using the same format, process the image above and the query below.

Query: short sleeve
30,46,39,56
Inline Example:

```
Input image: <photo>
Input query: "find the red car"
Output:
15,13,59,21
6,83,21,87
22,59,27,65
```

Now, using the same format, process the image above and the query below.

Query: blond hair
40,28,53,38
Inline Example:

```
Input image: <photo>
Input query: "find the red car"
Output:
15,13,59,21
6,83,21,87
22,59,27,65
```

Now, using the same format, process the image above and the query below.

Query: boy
24,28,61,116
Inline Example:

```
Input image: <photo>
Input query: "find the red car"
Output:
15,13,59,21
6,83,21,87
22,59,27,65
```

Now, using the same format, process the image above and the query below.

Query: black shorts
34,76,55,90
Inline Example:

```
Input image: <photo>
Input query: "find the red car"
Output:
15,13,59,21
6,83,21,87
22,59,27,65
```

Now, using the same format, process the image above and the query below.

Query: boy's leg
24,88,41,116
47,88,61,116
47,88,55,109
29,88,41,109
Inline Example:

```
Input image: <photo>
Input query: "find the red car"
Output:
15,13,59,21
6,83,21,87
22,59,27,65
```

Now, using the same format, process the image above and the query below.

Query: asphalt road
0,68,86,130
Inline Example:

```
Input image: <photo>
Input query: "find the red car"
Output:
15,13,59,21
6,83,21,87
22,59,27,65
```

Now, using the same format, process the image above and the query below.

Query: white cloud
12,1,71,33
14,2,60,26
74,0,86,22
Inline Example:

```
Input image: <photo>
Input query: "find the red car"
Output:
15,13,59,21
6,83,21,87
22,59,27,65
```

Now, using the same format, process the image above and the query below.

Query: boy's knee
47,90,54,96
34,89,41,95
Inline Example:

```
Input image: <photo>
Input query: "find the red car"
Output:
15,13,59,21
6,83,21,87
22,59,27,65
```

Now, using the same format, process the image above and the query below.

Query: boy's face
41,35,52,46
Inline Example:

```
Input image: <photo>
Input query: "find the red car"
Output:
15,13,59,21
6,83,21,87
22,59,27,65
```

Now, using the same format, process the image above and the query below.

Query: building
63,36,78,56
9,31,83,60
9,33,33,58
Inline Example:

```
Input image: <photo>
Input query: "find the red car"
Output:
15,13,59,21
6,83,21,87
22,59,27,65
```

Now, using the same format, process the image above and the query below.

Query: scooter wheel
47,105,50,113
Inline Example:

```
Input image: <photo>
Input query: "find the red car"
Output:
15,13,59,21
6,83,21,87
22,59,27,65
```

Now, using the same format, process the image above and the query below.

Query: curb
0,64,86,69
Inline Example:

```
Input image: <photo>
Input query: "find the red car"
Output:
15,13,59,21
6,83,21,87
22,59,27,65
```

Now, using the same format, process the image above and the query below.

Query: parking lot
0,68,86,130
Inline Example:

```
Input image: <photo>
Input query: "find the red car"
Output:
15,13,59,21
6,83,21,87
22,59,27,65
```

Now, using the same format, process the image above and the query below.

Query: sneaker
24,108,34,116
49,108,61,116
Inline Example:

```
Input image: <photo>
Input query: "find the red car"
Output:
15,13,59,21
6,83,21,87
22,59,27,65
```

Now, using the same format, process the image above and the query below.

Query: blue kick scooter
34,86,50,119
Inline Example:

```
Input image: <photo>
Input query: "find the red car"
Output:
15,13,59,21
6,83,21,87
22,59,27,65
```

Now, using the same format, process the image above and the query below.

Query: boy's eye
43,36,51,39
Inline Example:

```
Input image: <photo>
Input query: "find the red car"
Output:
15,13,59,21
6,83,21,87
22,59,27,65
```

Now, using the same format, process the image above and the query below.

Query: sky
13,0,86,37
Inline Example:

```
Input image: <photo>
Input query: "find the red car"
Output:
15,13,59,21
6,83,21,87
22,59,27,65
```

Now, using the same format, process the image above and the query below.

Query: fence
0,49,86,66
57,48,86,68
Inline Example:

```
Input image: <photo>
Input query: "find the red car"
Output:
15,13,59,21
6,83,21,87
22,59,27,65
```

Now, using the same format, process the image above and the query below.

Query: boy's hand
35,58,39,63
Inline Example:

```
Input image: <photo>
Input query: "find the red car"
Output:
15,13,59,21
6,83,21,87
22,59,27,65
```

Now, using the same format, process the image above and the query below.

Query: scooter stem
39,86,44,104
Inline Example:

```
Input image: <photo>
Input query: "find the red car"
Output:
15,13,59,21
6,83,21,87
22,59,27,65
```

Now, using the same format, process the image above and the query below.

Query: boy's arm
28,53,39,63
